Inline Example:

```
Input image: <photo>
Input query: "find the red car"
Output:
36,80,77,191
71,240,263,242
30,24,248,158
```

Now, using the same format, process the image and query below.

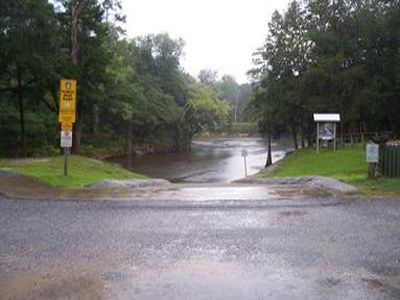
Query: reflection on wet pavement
77,183,330,201
111,138,288,183
139,185,281,201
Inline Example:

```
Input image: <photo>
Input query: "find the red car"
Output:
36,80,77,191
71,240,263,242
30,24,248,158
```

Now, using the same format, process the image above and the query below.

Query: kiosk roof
313,113,340,122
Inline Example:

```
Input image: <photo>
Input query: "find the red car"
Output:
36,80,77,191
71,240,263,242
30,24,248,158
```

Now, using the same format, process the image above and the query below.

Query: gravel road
0,194,400,299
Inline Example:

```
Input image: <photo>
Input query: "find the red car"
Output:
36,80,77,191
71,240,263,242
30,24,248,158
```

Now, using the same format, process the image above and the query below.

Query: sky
121,0,290,84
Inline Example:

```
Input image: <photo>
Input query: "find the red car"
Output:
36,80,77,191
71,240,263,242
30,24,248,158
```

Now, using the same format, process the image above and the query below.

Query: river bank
257,146,400,196
0,137,292,190
0,156,146,188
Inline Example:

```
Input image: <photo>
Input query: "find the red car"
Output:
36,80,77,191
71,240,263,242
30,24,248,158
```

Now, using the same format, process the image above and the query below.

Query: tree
182,82,230,144
198,69,218,87
215,75,241,123
252,1,312,150
251,0,400,158
58,0,124,154
248,83,282,167
0,0,60,157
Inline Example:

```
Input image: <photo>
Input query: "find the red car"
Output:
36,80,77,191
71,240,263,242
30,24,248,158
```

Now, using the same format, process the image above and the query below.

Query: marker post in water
241,149,248,177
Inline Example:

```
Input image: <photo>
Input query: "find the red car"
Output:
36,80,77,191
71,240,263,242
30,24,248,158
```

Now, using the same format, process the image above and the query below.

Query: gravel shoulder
237,175,359,194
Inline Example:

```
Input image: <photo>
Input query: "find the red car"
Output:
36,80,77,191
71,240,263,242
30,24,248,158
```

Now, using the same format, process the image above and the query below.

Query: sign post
241,149,248,177
313,113,341,153
366,142,379,179
59,79,77,176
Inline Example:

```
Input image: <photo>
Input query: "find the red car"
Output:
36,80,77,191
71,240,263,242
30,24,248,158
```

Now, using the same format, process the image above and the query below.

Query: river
111,137,290,183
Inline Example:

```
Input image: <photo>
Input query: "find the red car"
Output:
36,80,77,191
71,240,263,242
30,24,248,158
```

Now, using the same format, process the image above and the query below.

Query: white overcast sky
121,0,290,84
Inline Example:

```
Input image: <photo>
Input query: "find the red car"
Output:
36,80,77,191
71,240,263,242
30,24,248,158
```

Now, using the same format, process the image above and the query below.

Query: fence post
380,145,400,178
397,147,400,177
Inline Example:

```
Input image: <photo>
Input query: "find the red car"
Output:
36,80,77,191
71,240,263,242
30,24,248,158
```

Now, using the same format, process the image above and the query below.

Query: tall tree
215,75,241,123
58,0,124,153
0,0,60,157
198,69,218,87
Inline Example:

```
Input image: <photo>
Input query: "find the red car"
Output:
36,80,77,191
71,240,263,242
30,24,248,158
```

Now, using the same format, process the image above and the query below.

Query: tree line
0,0,250,158
250,0,400,165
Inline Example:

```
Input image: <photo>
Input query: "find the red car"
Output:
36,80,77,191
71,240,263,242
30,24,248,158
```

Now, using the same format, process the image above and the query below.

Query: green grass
263,146,400,195
0,155,147,188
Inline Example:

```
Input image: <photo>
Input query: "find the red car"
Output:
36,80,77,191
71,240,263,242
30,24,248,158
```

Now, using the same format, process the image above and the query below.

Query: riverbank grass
0,156,146,188
262,146,400,195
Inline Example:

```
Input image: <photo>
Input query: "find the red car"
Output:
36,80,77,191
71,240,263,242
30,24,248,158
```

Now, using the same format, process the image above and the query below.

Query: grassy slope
0,155,147,188
263,147,400,195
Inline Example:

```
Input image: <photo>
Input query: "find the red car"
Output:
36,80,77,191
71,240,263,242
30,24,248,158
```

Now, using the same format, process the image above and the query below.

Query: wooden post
340,122,344,148
333,122,337,151
317,122,320,153
368,163,377,179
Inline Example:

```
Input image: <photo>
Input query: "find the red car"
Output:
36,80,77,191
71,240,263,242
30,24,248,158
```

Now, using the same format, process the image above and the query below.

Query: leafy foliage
0,1,234,157
250,0,400,151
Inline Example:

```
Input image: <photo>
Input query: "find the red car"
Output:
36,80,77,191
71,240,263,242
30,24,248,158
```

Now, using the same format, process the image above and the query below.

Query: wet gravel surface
1,195,400,299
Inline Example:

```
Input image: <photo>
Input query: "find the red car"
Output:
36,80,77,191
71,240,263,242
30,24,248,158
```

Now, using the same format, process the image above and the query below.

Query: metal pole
334,123,337,151
64,147,69,176
244,155,247,177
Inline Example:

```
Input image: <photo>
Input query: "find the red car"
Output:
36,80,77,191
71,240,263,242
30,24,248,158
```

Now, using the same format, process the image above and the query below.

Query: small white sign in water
241,149,248,177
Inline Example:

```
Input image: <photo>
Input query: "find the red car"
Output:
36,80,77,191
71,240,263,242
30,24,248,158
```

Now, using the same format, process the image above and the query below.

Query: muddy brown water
111,138,289,183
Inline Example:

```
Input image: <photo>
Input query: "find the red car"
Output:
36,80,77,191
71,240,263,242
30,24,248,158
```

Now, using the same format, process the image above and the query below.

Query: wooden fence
380,145,400,178
341,132,379,145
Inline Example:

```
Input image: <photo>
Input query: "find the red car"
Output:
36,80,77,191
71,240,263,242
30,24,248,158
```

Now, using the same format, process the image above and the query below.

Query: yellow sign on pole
59,79,77,124
61,122,73,132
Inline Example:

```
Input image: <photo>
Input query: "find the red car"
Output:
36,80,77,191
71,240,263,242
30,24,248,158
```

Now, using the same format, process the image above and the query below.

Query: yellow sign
61,122,73,132
59,79,77,123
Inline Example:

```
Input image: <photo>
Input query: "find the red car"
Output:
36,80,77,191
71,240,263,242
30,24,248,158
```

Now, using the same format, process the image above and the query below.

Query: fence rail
341,132,379,145
380,145,400,178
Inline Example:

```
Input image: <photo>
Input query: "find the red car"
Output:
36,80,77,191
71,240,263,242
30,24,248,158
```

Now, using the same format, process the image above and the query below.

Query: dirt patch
275,186,330,198
0,264,107,300
1,158,51,166
319,277,341,288
362,277,385,289
279,210,308,218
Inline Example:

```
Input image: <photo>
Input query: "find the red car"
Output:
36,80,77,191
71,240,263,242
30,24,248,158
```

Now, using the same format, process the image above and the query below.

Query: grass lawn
0,155,147,188
262,146,400,195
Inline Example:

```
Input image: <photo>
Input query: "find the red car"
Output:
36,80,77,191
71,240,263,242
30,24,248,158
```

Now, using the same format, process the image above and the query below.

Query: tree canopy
250,0,400,153
0,0,235,157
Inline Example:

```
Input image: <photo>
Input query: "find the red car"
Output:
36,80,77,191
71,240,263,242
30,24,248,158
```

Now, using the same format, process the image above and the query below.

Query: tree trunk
92,104,99,136
265,131,272,167
291,124,298,150
17,69,27,158
47,78,59,114
234,101,237,124
300,125,305,148
70,0,89,154
127,122,133,169
340,121,344,147
70,1,88,65
307,132,312,148
71,112,82,154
